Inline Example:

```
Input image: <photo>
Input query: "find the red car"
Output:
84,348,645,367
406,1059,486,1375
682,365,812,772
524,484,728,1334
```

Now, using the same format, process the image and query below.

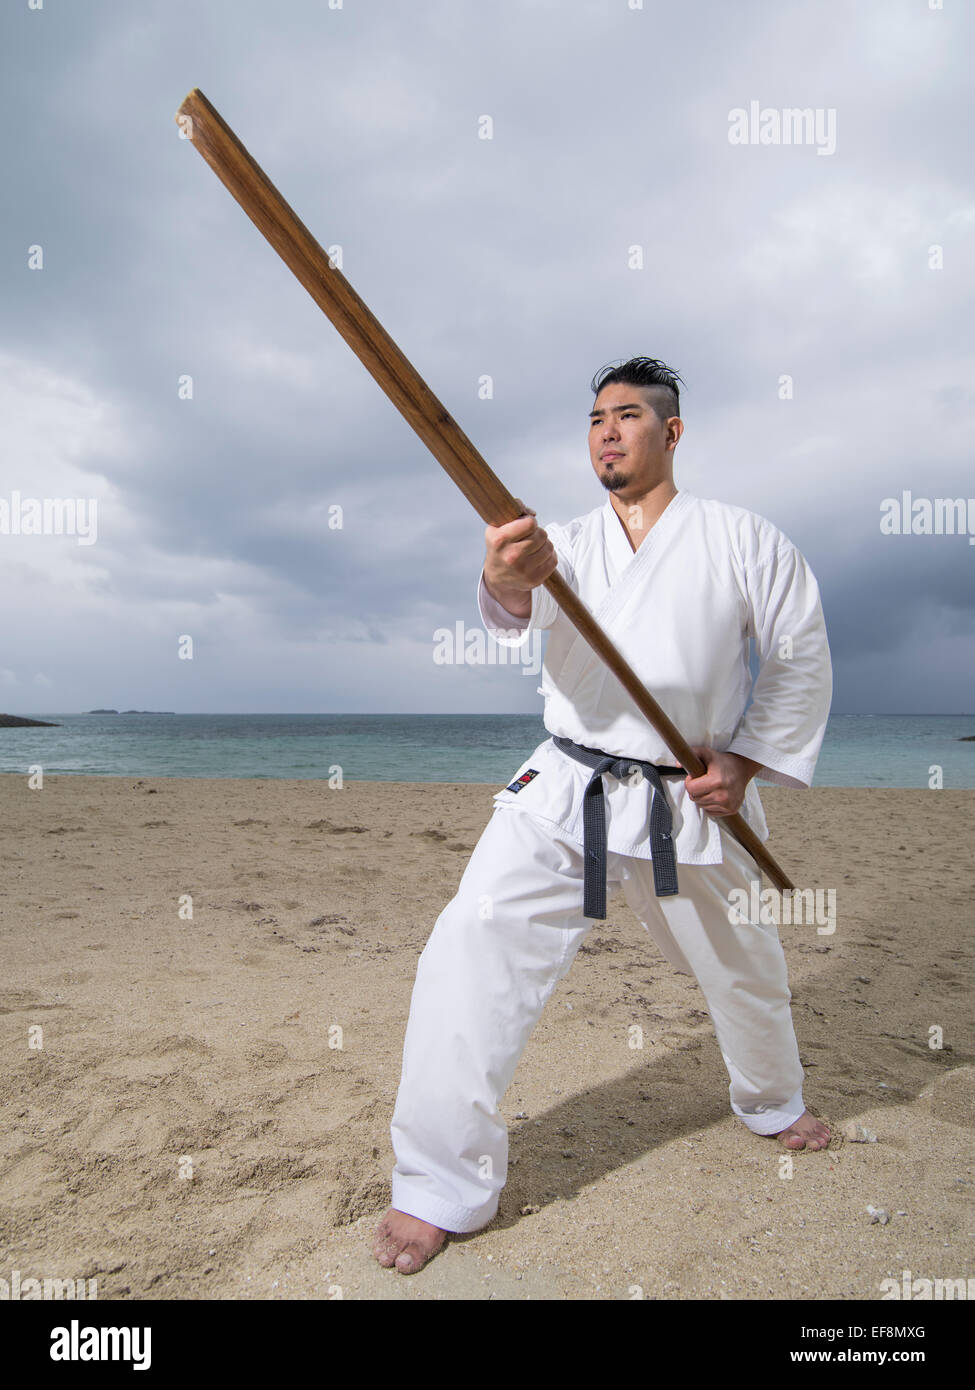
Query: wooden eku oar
174,87,794,893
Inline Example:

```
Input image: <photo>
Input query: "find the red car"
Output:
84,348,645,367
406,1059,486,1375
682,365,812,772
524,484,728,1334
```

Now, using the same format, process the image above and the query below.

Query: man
373,357,833,1275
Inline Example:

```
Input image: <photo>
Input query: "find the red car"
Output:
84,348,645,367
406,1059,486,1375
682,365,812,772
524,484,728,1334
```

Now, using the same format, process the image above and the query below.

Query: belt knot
553,736,686,919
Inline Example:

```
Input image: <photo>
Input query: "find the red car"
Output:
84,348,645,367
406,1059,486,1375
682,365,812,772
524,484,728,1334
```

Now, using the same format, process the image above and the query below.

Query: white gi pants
389,802,806,1233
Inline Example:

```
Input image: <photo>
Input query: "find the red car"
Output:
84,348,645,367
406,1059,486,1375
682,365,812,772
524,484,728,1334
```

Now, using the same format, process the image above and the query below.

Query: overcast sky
1,0,972,715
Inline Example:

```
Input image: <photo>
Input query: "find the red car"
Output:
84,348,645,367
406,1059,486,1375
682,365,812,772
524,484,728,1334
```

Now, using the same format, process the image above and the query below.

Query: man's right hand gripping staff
482,504,558,620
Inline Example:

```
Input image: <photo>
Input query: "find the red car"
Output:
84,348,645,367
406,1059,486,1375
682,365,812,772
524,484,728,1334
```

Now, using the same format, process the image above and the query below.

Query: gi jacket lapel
556,490,693,693
592,489,692,628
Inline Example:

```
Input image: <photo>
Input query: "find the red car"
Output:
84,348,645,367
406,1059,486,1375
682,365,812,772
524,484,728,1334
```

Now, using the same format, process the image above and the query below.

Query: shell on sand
843,1122,878,1143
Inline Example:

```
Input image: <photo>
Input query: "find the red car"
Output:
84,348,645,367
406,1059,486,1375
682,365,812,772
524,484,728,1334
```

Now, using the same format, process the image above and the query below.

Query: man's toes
394,1242,428,1274
372,1208,447,1274
776,1115,831,1150
372,1224,401,1265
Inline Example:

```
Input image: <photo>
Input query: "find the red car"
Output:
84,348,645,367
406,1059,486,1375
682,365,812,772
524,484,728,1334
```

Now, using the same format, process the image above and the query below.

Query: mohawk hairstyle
590,357,685,424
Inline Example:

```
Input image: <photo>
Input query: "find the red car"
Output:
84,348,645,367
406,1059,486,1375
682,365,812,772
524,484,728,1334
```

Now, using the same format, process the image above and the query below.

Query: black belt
552,736,687,919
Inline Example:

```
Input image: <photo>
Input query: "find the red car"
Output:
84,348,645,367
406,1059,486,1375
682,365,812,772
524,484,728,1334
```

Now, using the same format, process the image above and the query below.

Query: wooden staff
175,87,795,892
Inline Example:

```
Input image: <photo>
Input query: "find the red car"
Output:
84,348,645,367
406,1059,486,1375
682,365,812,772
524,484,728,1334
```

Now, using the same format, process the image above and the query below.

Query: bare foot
373,1207,447,1274
775,1109,830,1150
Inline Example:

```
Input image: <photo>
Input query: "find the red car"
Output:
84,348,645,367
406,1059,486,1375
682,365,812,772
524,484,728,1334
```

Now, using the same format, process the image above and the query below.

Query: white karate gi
390,488,832,1233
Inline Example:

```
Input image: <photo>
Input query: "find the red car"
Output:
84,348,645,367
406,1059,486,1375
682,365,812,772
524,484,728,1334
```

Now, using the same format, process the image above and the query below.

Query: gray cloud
1,0,972,714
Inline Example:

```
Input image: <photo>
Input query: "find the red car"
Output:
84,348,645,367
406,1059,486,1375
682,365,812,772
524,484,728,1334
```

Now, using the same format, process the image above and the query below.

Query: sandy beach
1,772,972,1301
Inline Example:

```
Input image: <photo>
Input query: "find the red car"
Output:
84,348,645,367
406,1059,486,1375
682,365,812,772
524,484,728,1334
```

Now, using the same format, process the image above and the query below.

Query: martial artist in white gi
374,358,832,1274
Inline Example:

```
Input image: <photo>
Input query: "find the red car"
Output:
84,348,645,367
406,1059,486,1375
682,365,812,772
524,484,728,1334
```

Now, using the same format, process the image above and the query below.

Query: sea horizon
1,711,973,788
6,709,975,717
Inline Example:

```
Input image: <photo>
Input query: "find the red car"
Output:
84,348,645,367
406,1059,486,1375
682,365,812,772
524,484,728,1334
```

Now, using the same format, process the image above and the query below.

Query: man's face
588,382,680,498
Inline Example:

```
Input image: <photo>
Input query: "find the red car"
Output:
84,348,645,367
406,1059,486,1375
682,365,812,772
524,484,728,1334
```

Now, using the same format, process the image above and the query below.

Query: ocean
1,712,973,788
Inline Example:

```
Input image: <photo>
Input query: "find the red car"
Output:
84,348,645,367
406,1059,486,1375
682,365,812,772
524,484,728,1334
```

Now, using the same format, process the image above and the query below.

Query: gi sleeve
726,537,833,789
475,520,572,648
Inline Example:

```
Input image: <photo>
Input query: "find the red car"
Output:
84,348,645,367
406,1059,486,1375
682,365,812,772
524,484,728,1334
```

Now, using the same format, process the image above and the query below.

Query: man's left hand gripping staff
683,746,763,816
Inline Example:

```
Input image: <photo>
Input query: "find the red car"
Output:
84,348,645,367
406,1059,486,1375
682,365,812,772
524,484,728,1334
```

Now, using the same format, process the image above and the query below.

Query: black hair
590,357,685,424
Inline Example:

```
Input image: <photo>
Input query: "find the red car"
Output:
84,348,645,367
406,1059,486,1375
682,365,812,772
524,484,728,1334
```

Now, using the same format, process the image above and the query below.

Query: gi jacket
477,489,833,867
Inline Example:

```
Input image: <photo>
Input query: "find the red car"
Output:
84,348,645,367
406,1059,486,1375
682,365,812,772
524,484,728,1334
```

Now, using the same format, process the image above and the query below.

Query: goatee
599,470,629,493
